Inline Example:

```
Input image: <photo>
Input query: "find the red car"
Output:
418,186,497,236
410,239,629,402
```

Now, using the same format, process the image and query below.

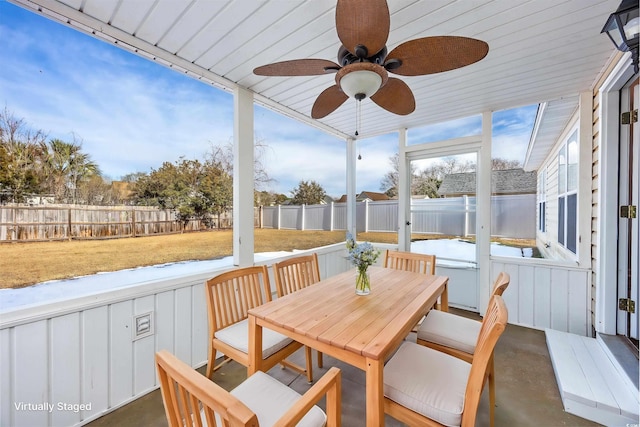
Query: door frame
617,79,639,340
397,111,493,314
596,55,636,335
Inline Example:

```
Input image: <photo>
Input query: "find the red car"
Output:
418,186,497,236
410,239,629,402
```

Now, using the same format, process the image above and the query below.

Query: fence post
463,195,469,237
277,204,281,230
68,207,72,240
364,200,370,233
330,202,334,231
132,208,136,237
12,206,17,241
301,204,305,230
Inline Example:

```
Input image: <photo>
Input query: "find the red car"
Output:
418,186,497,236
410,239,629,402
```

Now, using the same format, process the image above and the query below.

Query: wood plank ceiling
11,0,621,141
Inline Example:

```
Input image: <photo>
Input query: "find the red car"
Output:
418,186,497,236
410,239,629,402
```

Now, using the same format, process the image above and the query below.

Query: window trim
538,168,546,232
557,129,578,255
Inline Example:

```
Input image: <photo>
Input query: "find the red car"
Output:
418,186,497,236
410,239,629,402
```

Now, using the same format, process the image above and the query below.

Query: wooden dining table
248,266,449,426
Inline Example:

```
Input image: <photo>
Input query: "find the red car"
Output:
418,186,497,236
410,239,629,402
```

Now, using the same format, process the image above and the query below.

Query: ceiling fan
253,0,489,119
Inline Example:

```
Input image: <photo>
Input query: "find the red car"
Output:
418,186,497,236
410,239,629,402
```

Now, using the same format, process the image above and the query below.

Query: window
538,168,546,232
557,131,578,254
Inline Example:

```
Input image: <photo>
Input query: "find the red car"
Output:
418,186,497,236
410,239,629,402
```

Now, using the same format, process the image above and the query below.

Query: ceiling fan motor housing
338,45,387,66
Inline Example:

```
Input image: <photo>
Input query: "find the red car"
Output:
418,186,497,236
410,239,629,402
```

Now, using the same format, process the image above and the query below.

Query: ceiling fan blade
336,0,389,58
254,59,340,76
386,36,489,76
370,77,415,115
311,85,349,119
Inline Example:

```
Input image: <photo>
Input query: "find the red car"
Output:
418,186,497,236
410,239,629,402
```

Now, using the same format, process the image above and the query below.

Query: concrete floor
87,309,601,427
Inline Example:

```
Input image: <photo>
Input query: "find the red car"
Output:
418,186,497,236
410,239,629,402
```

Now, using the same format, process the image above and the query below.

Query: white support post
301,204,306,231
346,137,357,237
233,87,254,267
477,111,493,315
398,128,410,251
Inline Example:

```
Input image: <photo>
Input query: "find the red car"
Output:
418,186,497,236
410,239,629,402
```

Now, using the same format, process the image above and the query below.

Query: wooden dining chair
204,265,308,381
415,271,511,427
384,295,508,427
156,350,342,427
383,249,436,275
273,253,323,380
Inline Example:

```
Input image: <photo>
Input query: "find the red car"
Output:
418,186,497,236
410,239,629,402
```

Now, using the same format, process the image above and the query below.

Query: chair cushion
206,371,326,427
416,310,481,354
232,371,327,427
215,319,294,359
384,341,471,427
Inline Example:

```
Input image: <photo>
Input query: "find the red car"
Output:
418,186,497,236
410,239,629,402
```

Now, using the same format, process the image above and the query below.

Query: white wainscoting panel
174,287,193,365
436,266,479,310
133,296,156,396
1,328,12,426
82,306,109,421
492,257,591,335
13,320,48,427
51,313,81,427
109,300,134,407
191,284,208,368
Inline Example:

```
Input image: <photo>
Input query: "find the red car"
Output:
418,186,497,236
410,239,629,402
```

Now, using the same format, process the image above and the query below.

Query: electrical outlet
132,312,154,341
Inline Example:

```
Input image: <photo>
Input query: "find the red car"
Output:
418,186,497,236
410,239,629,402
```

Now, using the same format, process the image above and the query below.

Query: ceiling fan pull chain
355,99,361,136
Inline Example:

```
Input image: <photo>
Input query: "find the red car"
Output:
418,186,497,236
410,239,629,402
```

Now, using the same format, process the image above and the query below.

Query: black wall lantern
601,0,639,73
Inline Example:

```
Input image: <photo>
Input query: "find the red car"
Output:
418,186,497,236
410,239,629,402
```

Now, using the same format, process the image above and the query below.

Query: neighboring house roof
336,191,391,203
437,169,537,197
358,191,390,201
322,195,334,204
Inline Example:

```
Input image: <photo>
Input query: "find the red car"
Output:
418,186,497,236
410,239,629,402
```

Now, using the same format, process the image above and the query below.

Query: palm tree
42,139,100,203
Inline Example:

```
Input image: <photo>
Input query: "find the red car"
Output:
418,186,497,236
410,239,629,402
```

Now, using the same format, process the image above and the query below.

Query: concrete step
545,328,639,426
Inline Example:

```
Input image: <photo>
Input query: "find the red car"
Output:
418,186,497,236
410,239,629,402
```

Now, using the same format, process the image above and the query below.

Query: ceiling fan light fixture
340,70,382,99
336,62,388,100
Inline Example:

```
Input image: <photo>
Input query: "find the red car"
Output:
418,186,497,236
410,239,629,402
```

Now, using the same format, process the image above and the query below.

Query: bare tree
380,153,417,197
491,157,522,170
207,137,274,191
412,156,475,198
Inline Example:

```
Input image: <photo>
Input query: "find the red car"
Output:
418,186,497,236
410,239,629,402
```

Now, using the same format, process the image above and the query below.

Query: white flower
346,232,380,272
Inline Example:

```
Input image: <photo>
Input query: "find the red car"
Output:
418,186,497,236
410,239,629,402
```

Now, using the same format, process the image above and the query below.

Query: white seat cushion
384,341,471,427
416,310,480,354
206,371,326,427
232,371,327,427
215,319,294,359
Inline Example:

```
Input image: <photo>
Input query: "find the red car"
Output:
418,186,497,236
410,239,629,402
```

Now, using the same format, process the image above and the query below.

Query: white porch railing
0,243,351,427
0,245,591,427
491,256,591,336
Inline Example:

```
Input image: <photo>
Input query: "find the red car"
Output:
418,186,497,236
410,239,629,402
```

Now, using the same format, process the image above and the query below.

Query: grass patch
0,229,351,289
0,229,537,289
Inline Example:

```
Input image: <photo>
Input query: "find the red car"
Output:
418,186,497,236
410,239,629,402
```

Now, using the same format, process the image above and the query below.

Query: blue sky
0,1,537,198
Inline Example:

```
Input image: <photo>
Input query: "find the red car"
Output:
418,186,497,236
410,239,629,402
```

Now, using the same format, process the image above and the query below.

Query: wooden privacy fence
0,205,237,242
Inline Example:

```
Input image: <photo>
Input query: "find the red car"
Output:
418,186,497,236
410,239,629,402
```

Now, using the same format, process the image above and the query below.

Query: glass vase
355,268,371,295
